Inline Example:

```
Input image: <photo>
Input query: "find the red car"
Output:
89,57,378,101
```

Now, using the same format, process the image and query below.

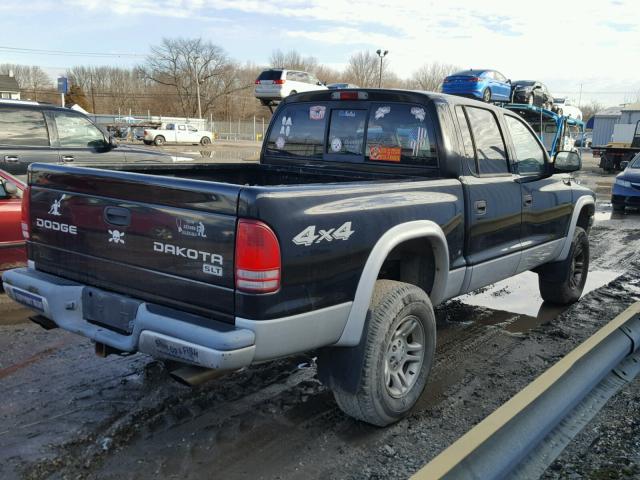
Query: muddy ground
2,152,639,479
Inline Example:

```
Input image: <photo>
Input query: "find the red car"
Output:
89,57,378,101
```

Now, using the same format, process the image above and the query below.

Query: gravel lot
2,152,639,479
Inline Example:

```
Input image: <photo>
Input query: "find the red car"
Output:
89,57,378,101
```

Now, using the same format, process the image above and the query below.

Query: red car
0,170,26,272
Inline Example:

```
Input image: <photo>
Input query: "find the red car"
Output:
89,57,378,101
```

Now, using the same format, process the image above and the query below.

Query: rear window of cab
265,102,437,167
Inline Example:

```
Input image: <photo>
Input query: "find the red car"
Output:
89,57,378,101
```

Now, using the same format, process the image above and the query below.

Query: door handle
474,200,487,215
4,155,19,163
523,194,533,207
62,155,74,162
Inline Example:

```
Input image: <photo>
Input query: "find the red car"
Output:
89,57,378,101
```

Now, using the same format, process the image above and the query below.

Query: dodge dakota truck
3,89,595,426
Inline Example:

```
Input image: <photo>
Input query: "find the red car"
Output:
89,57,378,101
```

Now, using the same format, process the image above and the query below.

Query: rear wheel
200,136,211,145
538,227,589,304
153,136,165,146
482,88,491,103
331,280,436,426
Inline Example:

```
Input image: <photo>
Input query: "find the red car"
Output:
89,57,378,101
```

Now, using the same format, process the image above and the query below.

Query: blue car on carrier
442,69,512,103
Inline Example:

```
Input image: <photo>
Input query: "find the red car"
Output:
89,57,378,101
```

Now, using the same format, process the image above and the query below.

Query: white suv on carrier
254,69,327,105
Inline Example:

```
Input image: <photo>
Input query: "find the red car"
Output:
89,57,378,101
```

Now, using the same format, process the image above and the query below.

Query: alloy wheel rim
384,315,425,398
569,242,586,289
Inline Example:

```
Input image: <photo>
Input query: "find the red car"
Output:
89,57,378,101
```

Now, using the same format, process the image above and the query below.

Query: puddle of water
458,269,622,331
461,269,622,317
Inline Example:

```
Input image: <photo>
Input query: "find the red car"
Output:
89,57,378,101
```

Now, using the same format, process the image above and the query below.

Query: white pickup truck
143,123,213,146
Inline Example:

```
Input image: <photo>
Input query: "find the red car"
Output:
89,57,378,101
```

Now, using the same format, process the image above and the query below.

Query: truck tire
331,280,436,426
154,136,166,146
538,227,589,305
200,137,211,145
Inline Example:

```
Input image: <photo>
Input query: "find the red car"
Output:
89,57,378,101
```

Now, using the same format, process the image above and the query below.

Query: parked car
442,69,512,102
552,98,583,120
611,152,640,211
0,100,184,175
3,89,594,427
327,83,360,89
574,132,592,148
511,80,554,108
142,123,213,146
0,170,26,273
254,69,327,105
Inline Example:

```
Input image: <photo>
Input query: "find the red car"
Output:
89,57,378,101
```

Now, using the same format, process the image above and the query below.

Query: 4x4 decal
292,222,354,246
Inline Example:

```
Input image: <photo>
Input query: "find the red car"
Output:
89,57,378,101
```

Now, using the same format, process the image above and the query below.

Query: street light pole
194,56,202,119
376,49,388,88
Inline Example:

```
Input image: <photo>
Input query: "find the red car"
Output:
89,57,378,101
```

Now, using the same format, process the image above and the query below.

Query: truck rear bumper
3,267,354,369
2,267,256,370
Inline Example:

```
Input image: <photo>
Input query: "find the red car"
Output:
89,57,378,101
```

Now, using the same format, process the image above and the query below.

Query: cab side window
454,106,477,174
54,112,106,148
504,115,546,175
465,106,509,174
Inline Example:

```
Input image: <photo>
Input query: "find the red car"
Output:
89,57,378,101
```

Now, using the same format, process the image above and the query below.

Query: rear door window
465,106,509,174
365,104,437,166
265,103,326,158
0,108,50,146
258,70,283,81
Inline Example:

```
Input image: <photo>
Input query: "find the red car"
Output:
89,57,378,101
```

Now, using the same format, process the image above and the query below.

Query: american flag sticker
410,127,428,156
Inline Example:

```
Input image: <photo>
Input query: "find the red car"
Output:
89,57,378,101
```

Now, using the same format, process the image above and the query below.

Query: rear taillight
21,186,31,240
255,79,261,84
143,129,148,135
466,77,480,82
273,79,285,85
235,219,281,293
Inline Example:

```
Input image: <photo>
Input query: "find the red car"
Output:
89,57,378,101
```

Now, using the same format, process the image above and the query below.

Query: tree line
0,37,604,122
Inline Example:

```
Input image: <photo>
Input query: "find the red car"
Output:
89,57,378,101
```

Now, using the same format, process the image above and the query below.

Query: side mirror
4,181,17,196
554,150,581,172
620,160,630,170
507,79,511,84
108,135,118,149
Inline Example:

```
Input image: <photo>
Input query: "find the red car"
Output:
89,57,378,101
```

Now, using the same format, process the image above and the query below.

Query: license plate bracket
82,287,141,335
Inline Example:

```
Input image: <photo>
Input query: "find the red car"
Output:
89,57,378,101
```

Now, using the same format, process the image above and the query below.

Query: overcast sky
1,0,639,106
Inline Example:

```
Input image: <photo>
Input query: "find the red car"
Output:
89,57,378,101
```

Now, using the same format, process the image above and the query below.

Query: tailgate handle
104,207,131,227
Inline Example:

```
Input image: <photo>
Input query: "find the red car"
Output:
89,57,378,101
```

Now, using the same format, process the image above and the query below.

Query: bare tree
408,62,459,92
344,51,386,88
0,64,51,100
269,49,318,72
140,38,243,117
580,100,604,122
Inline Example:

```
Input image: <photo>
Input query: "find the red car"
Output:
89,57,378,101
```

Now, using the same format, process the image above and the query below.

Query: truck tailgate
27,164,240,321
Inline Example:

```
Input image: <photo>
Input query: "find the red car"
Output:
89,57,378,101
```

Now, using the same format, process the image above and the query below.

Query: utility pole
578,83,583,107
194,56,202,119
376,49,388,88
90,73,96,113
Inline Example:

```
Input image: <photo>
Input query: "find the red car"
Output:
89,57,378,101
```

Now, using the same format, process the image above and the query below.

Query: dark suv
0,100,179,175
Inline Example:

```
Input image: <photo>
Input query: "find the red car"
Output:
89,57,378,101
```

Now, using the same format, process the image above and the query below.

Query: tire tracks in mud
8,221,640,480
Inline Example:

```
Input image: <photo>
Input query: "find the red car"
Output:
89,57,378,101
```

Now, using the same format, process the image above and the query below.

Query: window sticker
276,136,286,149
330,137,343,152
410,127,428,155
279,116,293,136
369,145,401,162
411,107,426,122
339,110,357,118
309,106,326,120
375,106,391,120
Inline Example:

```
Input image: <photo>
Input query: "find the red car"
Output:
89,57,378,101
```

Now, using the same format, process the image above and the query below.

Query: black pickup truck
3,89,595,426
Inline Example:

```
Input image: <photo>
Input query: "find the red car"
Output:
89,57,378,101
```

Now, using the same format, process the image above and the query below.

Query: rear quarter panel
236,179,465,320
